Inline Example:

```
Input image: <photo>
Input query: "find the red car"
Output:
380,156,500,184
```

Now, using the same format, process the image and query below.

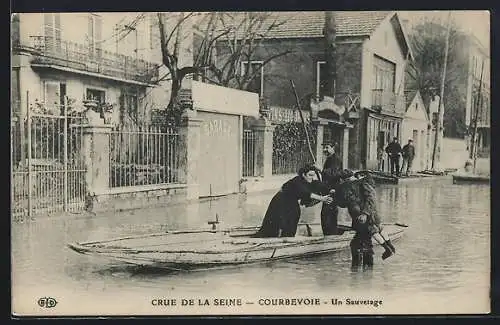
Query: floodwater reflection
12,177,490,312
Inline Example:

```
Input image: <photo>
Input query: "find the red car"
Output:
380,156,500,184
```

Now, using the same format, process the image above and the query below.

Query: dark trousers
401,157,414,175
350,221,374,269
321,203,339,235
390,156,400,175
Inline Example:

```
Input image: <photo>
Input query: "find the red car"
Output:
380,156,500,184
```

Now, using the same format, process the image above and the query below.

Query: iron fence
272,139,315,175
11,101,87,220
242,130,256,177
109,124,181,187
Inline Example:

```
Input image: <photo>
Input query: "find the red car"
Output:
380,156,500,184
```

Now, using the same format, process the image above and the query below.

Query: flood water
11,177,491,315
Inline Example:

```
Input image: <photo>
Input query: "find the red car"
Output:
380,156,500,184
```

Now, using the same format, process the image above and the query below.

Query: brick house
200,11,413,170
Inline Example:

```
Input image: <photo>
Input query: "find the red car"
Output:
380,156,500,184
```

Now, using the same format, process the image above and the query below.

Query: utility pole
431,12,452,171
471,60,485,172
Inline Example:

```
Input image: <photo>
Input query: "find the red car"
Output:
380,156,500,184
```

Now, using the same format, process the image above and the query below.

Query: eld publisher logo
37,297,58,308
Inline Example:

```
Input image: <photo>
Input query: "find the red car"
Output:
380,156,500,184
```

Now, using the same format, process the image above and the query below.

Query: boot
351,248,362,271
362,250,374,270
386,240,396,254
381,241,395,260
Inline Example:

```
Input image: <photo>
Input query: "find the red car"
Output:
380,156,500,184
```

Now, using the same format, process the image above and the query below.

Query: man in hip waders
336,170,396,271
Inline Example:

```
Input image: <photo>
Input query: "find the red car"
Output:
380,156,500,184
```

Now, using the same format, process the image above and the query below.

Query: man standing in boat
319,142,343,235
336,170,396,270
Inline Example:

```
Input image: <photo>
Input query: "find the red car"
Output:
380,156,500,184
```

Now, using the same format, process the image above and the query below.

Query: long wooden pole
431,12,452,171
290,80,316,165
472,60,484,172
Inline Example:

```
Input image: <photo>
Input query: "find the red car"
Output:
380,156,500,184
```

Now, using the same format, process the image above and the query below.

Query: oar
289,80,325,183
290,80,316,166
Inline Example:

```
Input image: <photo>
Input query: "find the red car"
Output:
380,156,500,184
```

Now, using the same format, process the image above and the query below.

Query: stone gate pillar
178,109,202,200
80,124,113,195
342,127,350,169
315,123,324,168
253,117,275,178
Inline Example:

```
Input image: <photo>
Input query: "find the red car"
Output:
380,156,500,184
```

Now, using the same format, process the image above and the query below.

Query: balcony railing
371,89,406,114
28,36,160,84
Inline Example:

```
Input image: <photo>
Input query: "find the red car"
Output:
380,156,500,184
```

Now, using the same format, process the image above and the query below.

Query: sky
398,11,490,52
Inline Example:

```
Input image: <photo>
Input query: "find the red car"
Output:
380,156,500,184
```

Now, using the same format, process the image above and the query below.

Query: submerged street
12,176,490,315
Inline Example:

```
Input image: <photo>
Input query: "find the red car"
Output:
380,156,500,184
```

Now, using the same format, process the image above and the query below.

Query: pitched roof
404,90,430,120
195,11,393,39
404,90,418,111
255,11,392,39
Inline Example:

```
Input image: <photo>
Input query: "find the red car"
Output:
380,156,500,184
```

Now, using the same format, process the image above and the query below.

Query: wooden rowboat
67,222,407,271
452,174,490,185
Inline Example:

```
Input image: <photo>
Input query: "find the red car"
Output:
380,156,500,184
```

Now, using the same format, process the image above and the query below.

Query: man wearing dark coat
401,138,416,176
319,143,343,235
385,137,402,176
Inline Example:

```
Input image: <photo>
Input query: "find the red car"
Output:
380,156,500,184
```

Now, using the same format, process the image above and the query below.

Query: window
88,14,103,58
44,81,67,104
316,61,328,98
372,55,396,93
86,88,106,103
120,91,138,117
43,81,67,114
241,61,264,97
43,13,61,53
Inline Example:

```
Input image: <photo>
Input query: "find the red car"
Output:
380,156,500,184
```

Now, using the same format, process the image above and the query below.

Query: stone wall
91,184,188,213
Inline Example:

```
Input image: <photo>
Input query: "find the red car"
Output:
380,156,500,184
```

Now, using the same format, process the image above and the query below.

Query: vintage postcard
11,10,490,316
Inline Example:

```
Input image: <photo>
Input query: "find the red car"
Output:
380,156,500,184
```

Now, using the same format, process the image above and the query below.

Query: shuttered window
44,81,61,107
120,92,139,118
373,55,396,93
43,13,61,53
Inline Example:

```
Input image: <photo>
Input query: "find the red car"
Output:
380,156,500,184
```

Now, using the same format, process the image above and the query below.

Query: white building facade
11,12,194,124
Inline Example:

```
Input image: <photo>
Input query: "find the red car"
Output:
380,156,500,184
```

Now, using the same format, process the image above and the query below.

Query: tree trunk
324,11,337,98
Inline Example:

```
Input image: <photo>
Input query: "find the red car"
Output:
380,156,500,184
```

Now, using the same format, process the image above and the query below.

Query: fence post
79,123,113,202
63,96,68,211
26,91,32,218
253,117,274,178
315,122,324,168
178,109,202,200
342,127,350,169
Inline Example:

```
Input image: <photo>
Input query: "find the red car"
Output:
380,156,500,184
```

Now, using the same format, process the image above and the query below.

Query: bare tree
157,13,199,112
151,12,294,122
193,12,293,92
405,17,469,137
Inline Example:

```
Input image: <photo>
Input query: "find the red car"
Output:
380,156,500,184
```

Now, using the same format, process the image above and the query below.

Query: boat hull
452,174,490,184
68,223,407,270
